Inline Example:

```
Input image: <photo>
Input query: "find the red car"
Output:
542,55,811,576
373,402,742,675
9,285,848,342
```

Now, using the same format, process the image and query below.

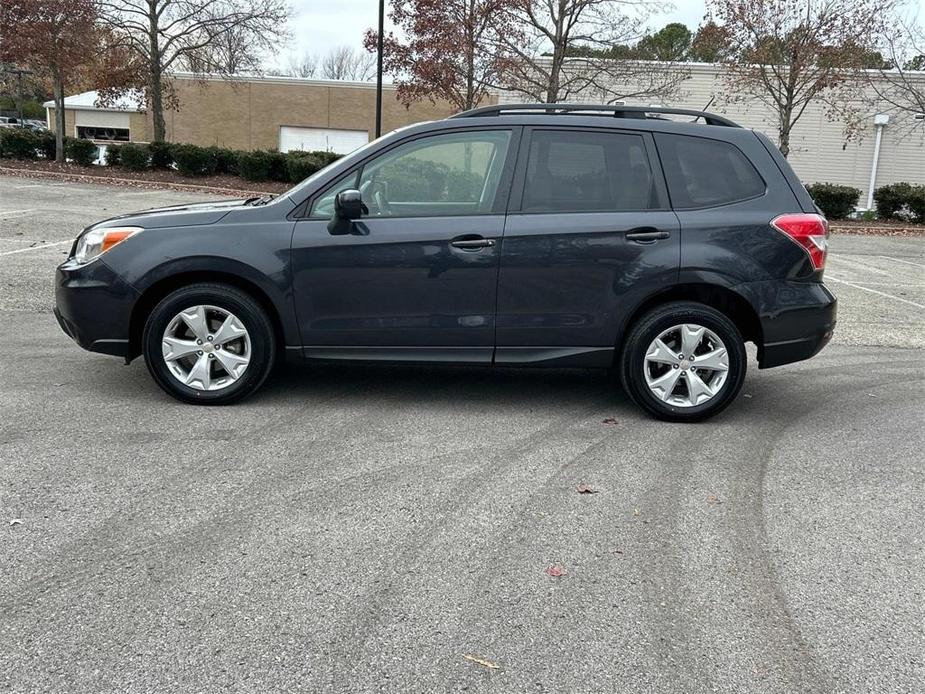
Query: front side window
655,133,766,209
310,129,512,218
521,130,656,213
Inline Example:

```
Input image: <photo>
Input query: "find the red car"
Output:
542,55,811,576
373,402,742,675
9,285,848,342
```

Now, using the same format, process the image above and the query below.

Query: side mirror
327,189,367,235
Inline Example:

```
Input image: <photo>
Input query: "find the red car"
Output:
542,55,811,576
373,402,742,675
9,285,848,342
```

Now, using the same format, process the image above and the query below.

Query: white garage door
279,126,368,155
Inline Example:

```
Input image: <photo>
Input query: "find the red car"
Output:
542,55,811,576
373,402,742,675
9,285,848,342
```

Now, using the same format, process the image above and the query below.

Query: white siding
279,126,368,154
498,62,925,205
74,110,131,129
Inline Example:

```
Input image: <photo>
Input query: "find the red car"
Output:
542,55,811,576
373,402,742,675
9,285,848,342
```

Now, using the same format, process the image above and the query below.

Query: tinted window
522,130,656,213
358,130,511,217
655,133,765,208
311,170,360,218
311,130,512,218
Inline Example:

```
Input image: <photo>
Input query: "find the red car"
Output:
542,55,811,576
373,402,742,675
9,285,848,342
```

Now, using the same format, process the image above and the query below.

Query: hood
97,197,261,229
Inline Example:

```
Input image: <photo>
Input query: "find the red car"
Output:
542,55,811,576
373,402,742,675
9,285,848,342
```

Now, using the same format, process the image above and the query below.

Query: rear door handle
625,228,671,243
450,236,495,250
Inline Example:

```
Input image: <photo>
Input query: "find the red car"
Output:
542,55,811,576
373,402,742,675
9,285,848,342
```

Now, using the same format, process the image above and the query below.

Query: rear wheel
620,302,746,422
142,283,276,405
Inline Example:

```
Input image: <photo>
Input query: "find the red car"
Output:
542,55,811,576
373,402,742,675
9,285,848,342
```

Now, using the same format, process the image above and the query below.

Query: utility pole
375,0,384,138
0,65,33,125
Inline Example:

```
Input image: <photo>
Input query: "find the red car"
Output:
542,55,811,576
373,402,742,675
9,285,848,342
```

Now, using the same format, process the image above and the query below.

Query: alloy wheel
643,323,729,408
161,305,251,392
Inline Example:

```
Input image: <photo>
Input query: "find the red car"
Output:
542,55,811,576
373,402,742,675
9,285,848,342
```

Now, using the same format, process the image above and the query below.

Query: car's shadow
258,361,626,411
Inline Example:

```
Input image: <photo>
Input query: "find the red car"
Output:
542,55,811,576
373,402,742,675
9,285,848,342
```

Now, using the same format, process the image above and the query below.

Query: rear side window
655,133,765,209
521,130,657,213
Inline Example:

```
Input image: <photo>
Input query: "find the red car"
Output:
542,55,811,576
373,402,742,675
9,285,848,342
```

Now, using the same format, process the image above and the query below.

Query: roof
43,90,144,112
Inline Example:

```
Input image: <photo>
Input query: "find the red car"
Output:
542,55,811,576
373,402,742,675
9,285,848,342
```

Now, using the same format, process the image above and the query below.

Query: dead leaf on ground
576,484,599,494
601,417,618,425
463,654,500,669
545,565,567,577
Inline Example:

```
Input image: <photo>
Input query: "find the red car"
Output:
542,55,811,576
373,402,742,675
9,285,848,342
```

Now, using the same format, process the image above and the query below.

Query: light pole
375,0,385,138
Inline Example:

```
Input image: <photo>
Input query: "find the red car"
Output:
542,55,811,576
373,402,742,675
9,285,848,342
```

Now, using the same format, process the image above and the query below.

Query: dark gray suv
54,104,836,421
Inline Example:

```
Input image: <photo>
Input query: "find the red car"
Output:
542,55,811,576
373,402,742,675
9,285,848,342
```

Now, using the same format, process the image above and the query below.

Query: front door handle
625,228,671,243
450,235,496,250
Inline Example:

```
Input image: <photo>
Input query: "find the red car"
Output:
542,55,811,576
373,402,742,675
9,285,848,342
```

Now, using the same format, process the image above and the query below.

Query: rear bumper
54,258,138,358
738,280,837,369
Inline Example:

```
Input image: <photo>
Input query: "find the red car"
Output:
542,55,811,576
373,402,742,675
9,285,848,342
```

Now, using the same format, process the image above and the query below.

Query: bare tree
871,18,925,120
319,46,377,82
180,21,274,74
282,52,319,79
97,0,291,142
496,0,688,104
708,0,895,157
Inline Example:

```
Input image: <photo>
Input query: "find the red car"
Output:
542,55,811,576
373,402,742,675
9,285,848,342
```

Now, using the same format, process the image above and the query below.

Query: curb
0,166,274,197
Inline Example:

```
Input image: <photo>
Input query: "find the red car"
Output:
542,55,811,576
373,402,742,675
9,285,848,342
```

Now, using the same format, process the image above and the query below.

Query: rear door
496,127,680,365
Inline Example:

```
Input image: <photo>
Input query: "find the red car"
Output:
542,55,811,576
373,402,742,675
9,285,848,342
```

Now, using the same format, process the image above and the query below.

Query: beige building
45,72,472,154
48,65,923,207
498,61,925,206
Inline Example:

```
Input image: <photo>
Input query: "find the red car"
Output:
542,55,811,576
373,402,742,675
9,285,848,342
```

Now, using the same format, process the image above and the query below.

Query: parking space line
0,240,71,257
826,275,925,309
828,257,890,275
880,255,925,269
0,209,36,218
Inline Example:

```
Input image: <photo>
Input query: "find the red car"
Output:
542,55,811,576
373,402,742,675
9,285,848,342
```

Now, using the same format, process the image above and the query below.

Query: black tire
619,301,746,422
142,283,276,405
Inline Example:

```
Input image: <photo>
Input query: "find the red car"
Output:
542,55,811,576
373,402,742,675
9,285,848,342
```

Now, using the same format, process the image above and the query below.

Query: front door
291,128,517,363
496,127,680,365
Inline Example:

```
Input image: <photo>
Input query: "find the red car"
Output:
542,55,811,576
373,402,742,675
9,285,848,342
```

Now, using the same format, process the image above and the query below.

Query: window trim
652,132,768,211
507,126,671,216
302,125,522,220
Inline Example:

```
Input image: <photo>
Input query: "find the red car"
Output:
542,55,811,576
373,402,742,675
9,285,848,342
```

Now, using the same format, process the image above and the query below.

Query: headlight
74,226,142,265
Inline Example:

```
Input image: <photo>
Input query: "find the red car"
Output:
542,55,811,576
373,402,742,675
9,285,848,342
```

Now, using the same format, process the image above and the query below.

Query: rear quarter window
655,133,765,209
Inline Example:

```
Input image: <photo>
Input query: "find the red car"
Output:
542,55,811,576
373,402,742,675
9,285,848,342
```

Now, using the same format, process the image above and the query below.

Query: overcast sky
276,0,709,71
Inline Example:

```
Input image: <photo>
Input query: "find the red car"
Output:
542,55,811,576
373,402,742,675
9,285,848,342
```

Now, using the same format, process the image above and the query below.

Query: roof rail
450,103,740,127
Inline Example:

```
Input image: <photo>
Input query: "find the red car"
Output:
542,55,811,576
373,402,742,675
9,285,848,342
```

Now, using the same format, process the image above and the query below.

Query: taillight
770,213,828,271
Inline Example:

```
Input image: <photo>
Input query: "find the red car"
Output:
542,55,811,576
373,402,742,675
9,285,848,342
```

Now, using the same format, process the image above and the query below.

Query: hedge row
104,141,341,184
0,128,102,166
0,128,343,183
805,183,860,220
805,181,925,223
873,183,925,223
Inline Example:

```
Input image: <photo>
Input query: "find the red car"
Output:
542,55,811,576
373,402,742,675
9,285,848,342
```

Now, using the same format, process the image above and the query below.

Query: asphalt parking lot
1,175,923,693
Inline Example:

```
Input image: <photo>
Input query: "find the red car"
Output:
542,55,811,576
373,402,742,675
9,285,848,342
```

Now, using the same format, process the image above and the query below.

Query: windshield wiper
244,194,276,206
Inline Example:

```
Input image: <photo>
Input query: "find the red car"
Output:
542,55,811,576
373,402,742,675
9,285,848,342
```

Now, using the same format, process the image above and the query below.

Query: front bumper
738,280,837,369
54,258,138,358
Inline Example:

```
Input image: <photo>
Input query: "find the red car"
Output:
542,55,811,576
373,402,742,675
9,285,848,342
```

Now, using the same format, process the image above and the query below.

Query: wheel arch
616,283,763,365
128,266,292,362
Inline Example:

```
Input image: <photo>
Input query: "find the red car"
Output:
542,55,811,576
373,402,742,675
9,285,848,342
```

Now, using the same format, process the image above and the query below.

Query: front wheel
142,283,276,405
619,302,747,422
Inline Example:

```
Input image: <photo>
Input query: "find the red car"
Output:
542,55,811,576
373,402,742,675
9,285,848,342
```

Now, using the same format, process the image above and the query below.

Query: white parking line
827,275,925,309
0,240,71,257
828,257,890,275
0,209,36,218
880,255,925,269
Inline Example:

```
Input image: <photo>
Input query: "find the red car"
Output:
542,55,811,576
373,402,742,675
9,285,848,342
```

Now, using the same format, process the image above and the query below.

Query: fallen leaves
463,654,500,669
576,484,599,494
545,565,567,577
